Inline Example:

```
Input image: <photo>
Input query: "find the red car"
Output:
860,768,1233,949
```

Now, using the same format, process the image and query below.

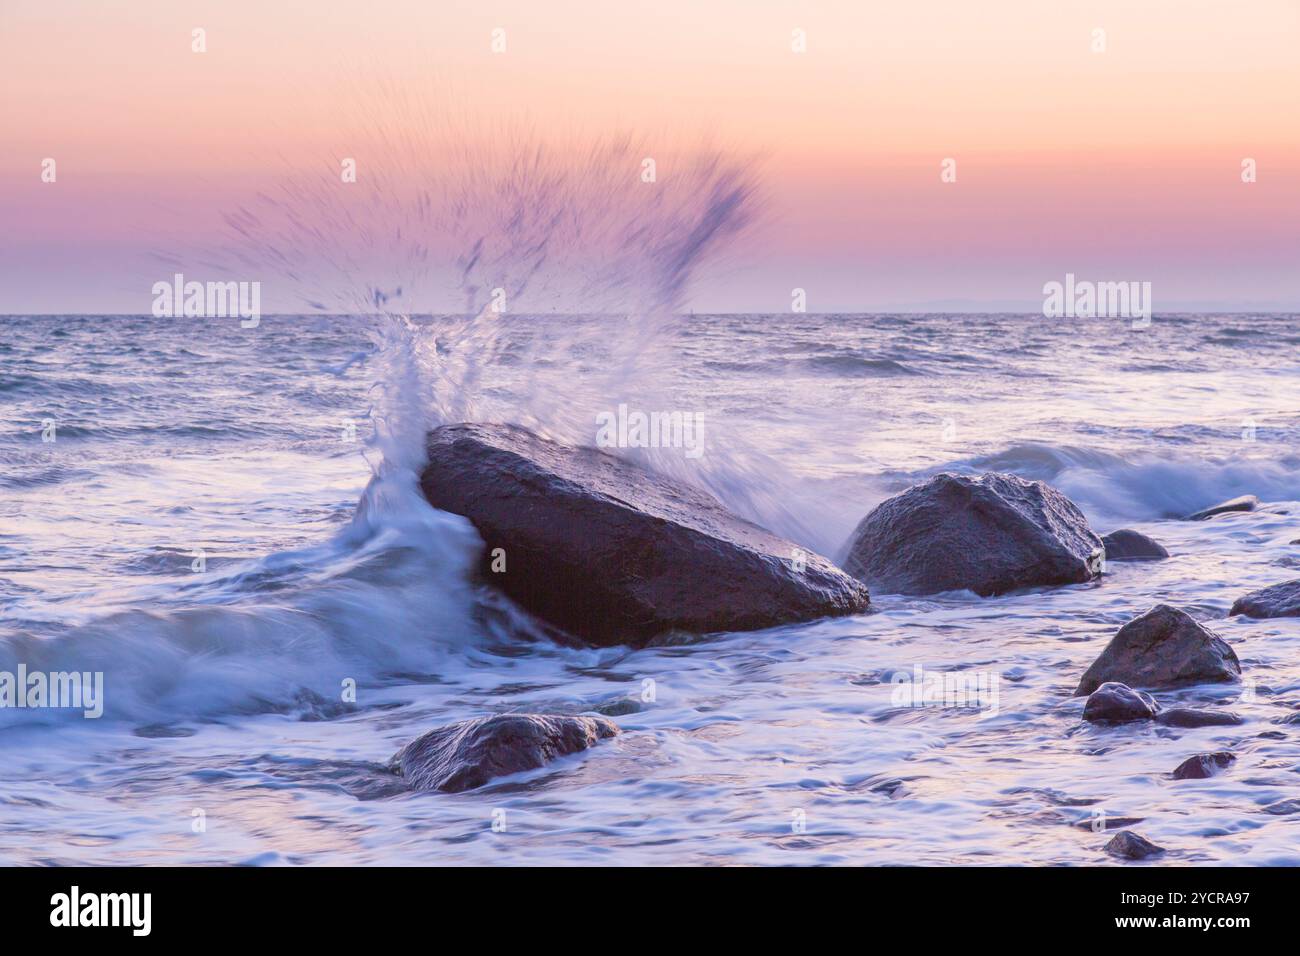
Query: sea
2,310,1298,865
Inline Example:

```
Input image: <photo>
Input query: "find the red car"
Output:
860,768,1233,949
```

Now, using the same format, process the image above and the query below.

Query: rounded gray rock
1105,830,1165,860
842,472,1103,597
1230,580,1300,619
1075,604,1240,696
1172,752,1235,780
1100,529,1169,561
1083,682,1159,724
391,713,619,793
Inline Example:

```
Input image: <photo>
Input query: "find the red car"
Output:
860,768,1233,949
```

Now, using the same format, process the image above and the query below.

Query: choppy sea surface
2,311,1299,865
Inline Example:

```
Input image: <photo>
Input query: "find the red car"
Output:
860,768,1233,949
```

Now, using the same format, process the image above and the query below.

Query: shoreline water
1,312,1298,865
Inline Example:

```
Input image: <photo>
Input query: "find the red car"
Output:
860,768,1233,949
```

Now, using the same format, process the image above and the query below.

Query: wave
0,465,98,490
0,90,774,730
702,354,922,378
799,355,921,377
0,473,493,728
938,442,1300,525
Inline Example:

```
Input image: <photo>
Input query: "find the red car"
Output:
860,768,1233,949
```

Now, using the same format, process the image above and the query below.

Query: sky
3,0,1298,313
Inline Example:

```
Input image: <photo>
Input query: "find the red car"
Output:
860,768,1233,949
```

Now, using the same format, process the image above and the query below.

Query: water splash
204,78,841,549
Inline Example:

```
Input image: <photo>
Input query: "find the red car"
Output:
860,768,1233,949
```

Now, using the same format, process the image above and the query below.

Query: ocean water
2,311,1300,865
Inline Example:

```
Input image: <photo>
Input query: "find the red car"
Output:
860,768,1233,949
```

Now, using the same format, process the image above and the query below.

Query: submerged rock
1075,604,1240,696
1263,799,1300,815
1100,529,1169,561
420,423,868,647
1184,495,1258,521
1081,682,1241,729
592,697,643,717
1230,580,1300,619
391,714,619,793
1105,830,1165,860
1155,708,1243,728
842,472,1102,597
1083,682,1159,724
1172,752,1235,780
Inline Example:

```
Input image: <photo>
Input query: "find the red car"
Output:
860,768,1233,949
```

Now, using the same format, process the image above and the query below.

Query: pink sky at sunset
3,0,1298,313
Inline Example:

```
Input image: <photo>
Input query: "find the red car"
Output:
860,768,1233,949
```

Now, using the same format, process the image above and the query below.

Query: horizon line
4,309,1299,318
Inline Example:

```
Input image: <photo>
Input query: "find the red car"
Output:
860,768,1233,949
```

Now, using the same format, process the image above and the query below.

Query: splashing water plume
207,79,832,545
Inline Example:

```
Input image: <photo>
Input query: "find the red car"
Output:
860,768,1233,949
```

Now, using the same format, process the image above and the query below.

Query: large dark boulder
1230,580,1300,619
391,714,618,793
420,423,869,646
1075,604,1240,695
1184,495,1257,520
1083,682,1159,724
1100,529,1169,561
841,472,1103,597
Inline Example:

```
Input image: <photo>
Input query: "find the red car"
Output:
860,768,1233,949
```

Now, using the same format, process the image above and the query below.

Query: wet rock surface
1230,580,1300,619
1100,529,1169,561
1075,604,1240,695
842,472,1102,597
1081,681,1241,729
391,713,619,793
1184,495,1258,520
421,423,869,646
1105,830,1165,860
1083,682,1159,724
1154,708,1243,728
1172,752,1236,779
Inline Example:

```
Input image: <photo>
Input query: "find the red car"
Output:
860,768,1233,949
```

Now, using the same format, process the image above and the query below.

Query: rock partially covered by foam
1230,580,1300,619
842,472,1103,597
1075,604,1240,696
391,714,618,793
420,423,869,646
